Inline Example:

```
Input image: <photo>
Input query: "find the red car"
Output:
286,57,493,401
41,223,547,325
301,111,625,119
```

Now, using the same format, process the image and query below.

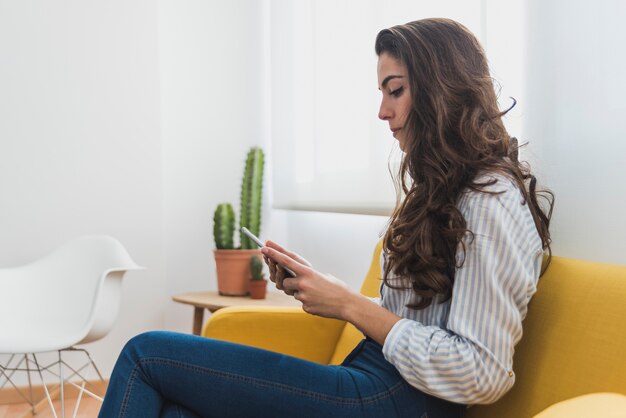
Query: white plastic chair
0,235,143,418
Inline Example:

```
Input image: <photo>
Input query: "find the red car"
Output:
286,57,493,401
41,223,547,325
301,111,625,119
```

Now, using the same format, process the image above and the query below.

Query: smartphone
240,227,296,278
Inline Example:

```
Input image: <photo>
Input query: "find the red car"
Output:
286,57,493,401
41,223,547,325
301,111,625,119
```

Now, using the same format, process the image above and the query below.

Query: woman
99,18,553,418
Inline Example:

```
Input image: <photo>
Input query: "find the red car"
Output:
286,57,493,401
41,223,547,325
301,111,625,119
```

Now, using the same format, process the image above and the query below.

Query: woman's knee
125,330,164,348
127,330,172,347
120,330,179,361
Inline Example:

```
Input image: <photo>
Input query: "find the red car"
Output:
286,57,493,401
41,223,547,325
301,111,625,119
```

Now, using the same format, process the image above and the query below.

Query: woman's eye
390,87,404,97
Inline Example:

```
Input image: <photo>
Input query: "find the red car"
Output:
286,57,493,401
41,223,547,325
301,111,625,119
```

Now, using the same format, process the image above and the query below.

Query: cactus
250,256,264,280
239,147,265,249
213,203,235,249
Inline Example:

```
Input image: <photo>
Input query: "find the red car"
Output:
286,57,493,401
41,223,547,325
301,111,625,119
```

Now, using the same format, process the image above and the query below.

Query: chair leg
83,349,104,382
0,354,38,413
59,351,66,418
0,355,19,390
64,347,105,383
1,349,104,418
71,381,86,418
32,353,59,418
25,354,36,415
58,347,105,401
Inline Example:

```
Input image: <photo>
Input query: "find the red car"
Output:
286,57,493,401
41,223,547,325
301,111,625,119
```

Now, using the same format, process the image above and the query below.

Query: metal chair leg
0,354,38,412
1,349,104,418
32,353,59,418
59,351,65,418
71,381,86,418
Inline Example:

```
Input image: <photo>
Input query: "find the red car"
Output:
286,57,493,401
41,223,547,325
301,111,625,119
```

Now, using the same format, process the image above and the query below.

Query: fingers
265,255,275,278
264,240,312,267
281,277,300,297
266,258,286,289
264,240,289,254
262,246,310,298
261,246,307,276
275,265,286,289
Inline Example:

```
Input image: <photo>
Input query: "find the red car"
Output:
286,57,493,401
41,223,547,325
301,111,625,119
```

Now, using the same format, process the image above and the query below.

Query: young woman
99,18,553,418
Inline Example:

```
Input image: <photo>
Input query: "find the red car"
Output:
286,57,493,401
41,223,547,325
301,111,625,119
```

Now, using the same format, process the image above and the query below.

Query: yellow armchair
202,241,626,417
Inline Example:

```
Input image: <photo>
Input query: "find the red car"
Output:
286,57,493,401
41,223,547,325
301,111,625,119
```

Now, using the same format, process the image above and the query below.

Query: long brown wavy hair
376,18,554,309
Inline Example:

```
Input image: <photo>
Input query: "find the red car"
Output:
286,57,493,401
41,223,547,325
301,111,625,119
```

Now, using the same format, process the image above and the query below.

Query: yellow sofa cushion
202,306,346,364
532,393,626,418
466,257,626,418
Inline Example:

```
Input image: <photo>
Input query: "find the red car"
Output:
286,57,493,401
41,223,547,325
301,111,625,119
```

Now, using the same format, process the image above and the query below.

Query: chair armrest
532,393,626,418
202,306,347,364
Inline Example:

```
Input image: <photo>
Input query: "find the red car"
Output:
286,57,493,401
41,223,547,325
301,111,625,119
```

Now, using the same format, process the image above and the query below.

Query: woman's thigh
99,331,457,418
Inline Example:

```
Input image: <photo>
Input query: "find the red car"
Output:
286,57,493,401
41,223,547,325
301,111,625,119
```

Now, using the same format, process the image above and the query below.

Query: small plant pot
249,279,268,299
214,249,261,296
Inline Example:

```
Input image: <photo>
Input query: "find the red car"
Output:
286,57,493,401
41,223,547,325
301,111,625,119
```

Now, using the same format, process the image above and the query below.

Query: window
270,0,525,215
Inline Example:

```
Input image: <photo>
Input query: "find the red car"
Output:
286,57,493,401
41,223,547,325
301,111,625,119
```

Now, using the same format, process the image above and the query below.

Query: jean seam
119,363,141,418
138,357,406,407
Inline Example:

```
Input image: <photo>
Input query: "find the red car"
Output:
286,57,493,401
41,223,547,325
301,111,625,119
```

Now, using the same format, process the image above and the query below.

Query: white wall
155,0,380,333
155,0,381,336
158,0,272,332
525,0,626,265
0,0,164,381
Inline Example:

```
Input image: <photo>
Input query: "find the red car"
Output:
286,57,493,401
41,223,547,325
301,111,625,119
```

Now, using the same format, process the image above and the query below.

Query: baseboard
0,379,108,405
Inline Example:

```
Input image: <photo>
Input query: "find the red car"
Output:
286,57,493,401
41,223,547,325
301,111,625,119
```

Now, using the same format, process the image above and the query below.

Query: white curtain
269,0,525,215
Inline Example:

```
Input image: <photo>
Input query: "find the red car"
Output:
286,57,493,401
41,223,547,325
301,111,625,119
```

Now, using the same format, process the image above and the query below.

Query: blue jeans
98,331,465,418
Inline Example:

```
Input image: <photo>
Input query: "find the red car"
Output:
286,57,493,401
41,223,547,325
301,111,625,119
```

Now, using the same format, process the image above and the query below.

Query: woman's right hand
262,240,312,292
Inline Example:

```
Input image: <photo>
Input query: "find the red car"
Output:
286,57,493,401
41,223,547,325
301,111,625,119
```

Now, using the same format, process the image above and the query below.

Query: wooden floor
0,396,101,418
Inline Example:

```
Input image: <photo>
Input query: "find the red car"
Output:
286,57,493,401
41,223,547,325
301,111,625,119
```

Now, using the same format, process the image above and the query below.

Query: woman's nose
378,101,392,121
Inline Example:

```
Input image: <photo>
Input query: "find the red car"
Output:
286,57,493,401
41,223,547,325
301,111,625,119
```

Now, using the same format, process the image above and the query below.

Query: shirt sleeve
381,180,544,405
367,297,381,305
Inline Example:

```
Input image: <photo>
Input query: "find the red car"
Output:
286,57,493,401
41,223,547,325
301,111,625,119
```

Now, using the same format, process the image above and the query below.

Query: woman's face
377,52,412,151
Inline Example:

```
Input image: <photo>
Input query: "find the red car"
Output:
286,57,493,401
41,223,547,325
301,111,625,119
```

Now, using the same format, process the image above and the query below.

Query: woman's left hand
261,245,353,320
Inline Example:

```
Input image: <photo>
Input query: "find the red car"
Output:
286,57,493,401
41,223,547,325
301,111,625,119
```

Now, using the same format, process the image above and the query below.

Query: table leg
192,307,204,335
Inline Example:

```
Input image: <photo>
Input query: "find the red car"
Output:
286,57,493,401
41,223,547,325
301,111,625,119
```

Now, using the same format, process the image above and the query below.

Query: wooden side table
172,291,302,335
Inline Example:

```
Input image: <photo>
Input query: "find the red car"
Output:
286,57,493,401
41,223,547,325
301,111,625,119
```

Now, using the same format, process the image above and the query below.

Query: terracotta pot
249,279,268,299
214,249,261,296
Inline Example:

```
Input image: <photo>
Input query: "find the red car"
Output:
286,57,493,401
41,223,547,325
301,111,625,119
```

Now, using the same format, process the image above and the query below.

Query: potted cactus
213,147,265,296
248,255,267,299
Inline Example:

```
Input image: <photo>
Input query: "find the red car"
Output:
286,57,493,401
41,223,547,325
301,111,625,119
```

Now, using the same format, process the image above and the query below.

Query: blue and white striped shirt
379,174,544,405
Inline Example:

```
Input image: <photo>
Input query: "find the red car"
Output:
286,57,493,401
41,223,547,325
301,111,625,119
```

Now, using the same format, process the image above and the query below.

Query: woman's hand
261,243,352,320
262,241,403,345
262,240,312,292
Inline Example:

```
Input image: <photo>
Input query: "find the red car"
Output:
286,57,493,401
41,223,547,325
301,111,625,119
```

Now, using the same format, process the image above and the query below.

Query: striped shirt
379,174,544,405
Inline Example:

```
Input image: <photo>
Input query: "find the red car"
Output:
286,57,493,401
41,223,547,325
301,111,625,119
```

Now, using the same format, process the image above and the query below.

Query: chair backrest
0,235,142,353
328,240,383,365
466,256,626,418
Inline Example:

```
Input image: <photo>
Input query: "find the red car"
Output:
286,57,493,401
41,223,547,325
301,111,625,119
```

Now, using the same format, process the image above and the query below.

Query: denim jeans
98,331,465,418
